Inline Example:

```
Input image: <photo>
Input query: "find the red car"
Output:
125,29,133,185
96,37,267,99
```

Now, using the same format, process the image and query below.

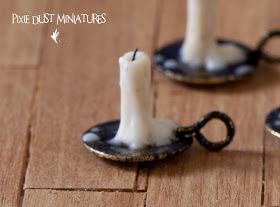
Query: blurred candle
181,0,214,67
110,50,178,149
181,0,245,71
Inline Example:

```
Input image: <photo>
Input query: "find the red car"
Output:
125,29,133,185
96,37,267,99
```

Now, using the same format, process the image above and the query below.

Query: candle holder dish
266,107,280,139
82,111,235,162
153,30,280,85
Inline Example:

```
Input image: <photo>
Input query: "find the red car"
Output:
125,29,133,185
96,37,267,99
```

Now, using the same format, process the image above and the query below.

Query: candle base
109,119,178,150
82,120,192,162
265,107,280,139
82,111,235,162
153,38,259,85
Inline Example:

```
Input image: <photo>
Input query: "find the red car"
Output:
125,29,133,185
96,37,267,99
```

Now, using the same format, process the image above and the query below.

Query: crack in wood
24,188,147,193
19,68,42,207
143,192,148,207
19,2,51,206
261,127,266,206
18,124,32,207
134,163,140,191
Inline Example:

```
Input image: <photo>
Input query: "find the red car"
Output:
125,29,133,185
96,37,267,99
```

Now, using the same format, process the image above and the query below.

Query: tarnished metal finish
256,30,280,63
82,112,235,162
82,120,193,162
266,107,280,139
176,111,235,151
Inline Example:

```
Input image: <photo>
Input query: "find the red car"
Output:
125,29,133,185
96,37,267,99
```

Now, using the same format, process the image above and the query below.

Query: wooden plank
155,0,186,47
23,189,145,207
216,0,267,47
0,70,36,207
136,163,150,191
263,0,280,206
24,0,157,189
147,79,269,206
147,0,269,206
264,128,280,206
0,0,47,67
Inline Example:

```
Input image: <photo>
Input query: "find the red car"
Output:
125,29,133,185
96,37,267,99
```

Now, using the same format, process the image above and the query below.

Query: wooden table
1,0,280,206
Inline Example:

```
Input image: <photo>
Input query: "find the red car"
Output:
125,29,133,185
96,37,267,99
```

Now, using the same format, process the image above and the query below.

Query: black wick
132,48,138,61
256,30,280,63
176,111,235,151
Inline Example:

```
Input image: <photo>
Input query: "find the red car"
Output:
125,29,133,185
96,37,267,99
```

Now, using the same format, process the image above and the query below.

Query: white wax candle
181,0,245,71
109,51,178,149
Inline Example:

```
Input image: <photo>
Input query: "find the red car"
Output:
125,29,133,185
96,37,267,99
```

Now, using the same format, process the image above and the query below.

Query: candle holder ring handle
256,29,280,63
176,111,235,151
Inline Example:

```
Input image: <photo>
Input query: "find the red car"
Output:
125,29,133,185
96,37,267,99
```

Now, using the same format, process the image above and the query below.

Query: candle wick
132,48,138,61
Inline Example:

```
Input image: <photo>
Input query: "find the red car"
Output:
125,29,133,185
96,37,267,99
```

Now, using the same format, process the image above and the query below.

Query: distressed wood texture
263,0,280,206
22,189,145,207
0,70,36,207
146,0,279,206
0,0,47,67
1,0,280,206
24,0,157,189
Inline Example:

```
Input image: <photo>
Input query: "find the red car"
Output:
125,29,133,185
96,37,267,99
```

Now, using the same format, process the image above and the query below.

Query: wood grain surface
0,0,280,206
22,190,145,207
263,1,280,206
0,70,36,207
0,0,47,67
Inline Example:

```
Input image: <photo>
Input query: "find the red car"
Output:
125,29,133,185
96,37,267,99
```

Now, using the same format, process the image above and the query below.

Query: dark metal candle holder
82,111,235,162
153,30,280,85
266,107,280,139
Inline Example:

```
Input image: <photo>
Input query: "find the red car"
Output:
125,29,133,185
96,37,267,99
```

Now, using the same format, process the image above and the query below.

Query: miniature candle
109,50,178,149
181,0,245,71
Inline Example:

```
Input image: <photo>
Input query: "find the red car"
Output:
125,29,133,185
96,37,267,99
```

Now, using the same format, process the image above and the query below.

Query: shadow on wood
148,142,263,178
